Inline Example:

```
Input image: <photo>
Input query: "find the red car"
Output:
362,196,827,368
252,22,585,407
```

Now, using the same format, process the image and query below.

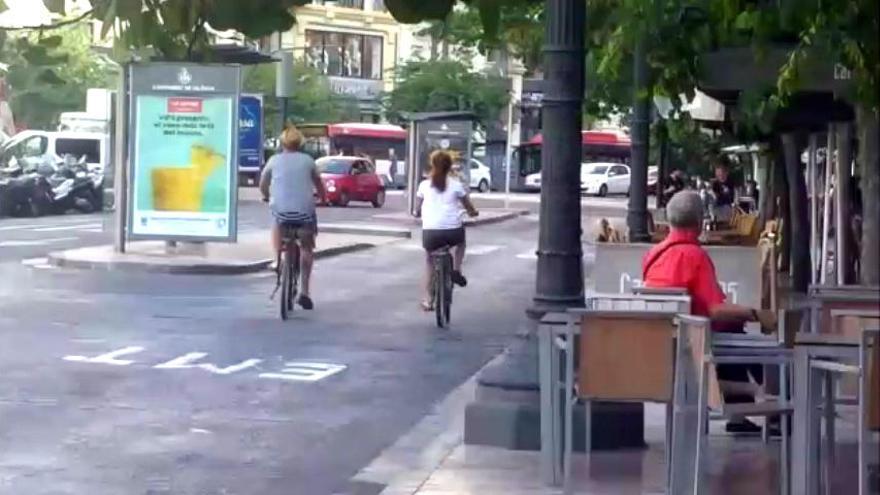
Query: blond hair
280,126,303,151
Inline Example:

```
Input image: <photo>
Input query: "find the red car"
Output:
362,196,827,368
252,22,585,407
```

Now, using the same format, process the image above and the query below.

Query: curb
464,210,528,227
46,242,378,275
346,350,509,495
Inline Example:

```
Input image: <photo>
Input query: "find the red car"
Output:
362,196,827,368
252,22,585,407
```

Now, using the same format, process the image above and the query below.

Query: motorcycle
30,155,103,216
0,161,43,217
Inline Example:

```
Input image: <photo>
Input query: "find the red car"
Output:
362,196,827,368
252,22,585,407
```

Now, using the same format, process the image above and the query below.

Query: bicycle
272,223,302,321
430,245,454,328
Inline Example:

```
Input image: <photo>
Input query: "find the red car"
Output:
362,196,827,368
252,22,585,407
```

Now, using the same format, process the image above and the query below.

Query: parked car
524,172,541,191
581,162,631,197
468,158,492,193
316,156,385,208
0,130,109,174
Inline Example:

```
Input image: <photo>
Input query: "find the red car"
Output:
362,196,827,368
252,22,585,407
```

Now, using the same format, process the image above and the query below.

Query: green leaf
38,35,64,49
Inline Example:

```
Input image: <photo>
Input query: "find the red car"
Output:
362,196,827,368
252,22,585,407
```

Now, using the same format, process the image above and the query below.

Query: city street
0,193,590,495
0,189,630,264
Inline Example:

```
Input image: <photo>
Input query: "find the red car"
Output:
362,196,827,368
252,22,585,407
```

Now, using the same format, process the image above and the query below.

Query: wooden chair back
577,310,679,403
586,291,690,313
868,330,879,431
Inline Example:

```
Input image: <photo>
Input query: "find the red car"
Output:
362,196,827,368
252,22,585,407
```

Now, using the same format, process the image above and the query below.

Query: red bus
512,130,631,190
298,122,407,161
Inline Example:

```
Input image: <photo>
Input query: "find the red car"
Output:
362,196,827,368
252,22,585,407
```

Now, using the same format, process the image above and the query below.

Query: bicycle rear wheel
434,254,452,328
289,248,299,311
280,251,290,320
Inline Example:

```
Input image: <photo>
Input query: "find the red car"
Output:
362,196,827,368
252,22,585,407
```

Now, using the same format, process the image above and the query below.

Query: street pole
628,37,651,242
464,0,643,457
112,65,129,254
533,0,586,310
276,50,294,134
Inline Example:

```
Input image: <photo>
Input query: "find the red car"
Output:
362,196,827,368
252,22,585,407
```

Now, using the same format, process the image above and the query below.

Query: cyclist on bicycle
415,150,478,311
259,126,326,310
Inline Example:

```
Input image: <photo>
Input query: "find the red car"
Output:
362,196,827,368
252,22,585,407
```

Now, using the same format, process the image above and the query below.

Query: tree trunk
782,132,811,293
774,144,791,273
857,105,879,284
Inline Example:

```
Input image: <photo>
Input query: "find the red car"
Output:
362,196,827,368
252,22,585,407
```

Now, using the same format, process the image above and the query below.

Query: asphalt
0,216,541,495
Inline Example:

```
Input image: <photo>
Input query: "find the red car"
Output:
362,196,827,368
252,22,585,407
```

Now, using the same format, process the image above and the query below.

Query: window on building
306,30,383,80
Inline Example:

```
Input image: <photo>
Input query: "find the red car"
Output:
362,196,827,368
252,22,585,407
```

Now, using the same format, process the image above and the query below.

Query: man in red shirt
643,190,776,434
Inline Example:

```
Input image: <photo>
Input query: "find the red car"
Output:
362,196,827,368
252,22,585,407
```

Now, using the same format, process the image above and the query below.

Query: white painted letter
63,346,145,366
259,362,347,382
154,352,262,375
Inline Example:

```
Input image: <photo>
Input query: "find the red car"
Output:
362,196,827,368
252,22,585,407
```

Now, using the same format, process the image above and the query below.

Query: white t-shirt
417,178,467,230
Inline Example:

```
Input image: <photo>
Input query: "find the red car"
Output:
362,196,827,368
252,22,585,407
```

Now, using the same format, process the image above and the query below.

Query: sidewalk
47,230,402,274
354,360,865,495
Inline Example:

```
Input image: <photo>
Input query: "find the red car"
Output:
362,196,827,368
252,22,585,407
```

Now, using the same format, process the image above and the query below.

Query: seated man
642,190,777,434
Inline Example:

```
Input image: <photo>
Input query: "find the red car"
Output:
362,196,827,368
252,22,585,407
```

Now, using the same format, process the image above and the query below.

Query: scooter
31,155,100,215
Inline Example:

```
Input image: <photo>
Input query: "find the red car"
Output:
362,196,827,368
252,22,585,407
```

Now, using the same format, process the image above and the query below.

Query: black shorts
422,227,465,252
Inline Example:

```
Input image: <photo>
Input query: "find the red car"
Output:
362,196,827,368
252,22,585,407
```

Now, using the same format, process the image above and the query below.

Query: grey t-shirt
262,151,317,221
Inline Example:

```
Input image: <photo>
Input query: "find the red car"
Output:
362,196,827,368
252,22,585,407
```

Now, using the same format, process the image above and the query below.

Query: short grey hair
666,190,704,229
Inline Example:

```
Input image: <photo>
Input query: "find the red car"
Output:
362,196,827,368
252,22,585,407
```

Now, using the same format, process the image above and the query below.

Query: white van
0,130,109,172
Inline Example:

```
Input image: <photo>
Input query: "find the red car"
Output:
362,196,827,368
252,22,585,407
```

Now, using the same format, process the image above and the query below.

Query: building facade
262,0,430,122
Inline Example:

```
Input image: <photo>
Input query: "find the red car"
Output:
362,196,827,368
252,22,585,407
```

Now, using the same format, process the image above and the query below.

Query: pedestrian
642,190,778,435
388,148,398,188
709,156,737,223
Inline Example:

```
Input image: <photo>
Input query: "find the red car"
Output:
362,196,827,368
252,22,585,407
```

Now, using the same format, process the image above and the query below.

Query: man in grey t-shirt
260,127,326,310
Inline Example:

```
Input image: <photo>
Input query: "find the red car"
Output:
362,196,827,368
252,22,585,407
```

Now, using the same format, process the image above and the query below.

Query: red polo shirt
642,228,726,318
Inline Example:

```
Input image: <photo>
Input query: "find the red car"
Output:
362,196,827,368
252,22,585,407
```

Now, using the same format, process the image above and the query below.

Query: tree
241,60,359,137
383,59,508,131
1,26,115,129
417,2,544,75
0,1,310,62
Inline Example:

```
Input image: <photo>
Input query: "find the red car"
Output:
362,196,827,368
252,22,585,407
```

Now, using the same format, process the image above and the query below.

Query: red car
316,156,386,207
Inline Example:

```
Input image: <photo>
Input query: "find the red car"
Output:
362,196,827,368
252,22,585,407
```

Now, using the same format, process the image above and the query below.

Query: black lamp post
533,0,587,311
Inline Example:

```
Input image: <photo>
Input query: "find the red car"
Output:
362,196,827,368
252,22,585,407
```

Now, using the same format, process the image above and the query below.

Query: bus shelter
403,111,476,216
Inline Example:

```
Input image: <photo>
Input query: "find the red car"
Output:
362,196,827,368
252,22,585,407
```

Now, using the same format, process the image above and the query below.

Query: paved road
0,189,629,263
0,217,542,495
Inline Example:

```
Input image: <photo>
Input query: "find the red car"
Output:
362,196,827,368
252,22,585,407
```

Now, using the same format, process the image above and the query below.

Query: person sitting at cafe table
642,190,778,435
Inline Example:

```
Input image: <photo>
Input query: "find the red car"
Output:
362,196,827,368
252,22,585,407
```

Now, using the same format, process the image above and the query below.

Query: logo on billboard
177,68,193,86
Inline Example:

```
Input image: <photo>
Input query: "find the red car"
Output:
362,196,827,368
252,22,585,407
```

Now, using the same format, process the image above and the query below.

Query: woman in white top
415,150,479,311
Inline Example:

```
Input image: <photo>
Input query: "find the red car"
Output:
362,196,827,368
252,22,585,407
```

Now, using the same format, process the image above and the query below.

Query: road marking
259,362,347,382
0,237,78,247
63,346,145,366
393,243,501,255
32,223,102,232
61,346,346,382
154,352,263,375
0,220,100,232
466,244,502,255
516,251,537,260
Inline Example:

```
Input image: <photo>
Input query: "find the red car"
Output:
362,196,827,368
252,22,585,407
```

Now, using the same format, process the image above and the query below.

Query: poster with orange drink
130,94,236,240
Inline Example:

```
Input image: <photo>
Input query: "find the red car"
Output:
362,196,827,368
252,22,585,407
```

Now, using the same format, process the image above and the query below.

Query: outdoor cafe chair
674,315,793,495
806,318,879,495
557,291,690,494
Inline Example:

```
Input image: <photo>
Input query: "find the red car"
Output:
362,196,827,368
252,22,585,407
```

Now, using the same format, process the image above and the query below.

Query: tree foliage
242,60,359,137
1,26,115,129
383,59,508,130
